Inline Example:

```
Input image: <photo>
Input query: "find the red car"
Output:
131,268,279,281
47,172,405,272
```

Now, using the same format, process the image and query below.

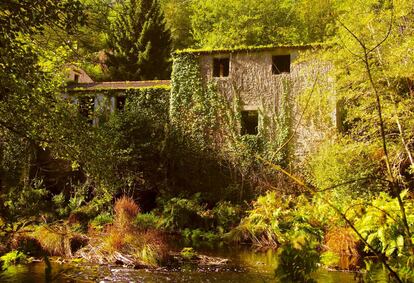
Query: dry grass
139,229,168,259
30,224,87,257
32,226,66,256
78,228,168,267
114,196,140,229
76,197,167,267
105,229,125,251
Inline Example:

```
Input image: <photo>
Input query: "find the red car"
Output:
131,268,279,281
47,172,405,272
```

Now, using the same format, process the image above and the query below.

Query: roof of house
67,80,171,92
174,43,322,56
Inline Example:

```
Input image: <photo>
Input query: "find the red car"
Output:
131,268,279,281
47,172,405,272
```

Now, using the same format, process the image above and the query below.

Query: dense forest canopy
67,0,339,79
0,0,414,281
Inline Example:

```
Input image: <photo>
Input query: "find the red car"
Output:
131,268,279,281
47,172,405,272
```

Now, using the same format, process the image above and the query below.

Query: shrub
53,184,91,219
101,226,167,266
78,199,168,267
9,235,43,257
135,244,159,266
105,229,125,251
1,178,49,223
32,226,66,256
324,227,360,256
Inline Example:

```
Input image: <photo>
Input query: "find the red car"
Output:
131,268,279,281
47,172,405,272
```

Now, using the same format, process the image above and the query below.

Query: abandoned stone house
68,45,337,159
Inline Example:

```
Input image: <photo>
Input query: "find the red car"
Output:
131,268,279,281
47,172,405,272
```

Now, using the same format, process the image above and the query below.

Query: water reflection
0,246,363,283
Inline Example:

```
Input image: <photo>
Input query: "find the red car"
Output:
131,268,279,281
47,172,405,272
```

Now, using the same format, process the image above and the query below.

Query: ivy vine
170,53,293,172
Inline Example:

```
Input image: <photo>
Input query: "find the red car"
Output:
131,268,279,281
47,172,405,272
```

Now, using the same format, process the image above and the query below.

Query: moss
174,43,322,56
68,85,171,95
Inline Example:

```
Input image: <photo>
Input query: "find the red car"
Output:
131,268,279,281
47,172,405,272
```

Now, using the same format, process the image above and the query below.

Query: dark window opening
213,58,230,77
272,55,291,74
74,74,80,83
78,96,94,125
116,96,126,111
241,110,259,135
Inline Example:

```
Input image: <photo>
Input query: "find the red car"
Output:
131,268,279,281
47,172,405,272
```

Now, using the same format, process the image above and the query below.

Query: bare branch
368,0,395,54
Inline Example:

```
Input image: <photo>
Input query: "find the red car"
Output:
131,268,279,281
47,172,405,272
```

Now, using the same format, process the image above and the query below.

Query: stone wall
197,47,337,162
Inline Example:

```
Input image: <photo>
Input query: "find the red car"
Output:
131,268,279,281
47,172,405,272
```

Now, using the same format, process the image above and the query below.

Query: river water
0,245,362,282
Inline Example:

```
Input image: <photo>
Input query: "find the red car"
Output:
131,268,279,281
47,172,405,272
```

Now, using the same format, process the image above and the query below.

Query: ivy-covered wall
169,47,336,195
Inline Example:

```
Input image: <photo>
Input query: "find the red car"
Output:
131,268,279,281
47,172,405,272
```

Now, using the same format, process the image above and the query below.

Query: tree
106,0,172,81
189,0,336,48
318,0,414,280
0,0,85,147
160,0,194,50
0,0,90,235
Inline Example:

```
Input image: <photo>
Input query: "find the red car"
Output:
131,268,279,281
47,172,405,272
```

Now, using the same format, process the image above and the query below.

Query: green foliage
157,194,242,243
227,191,287,246
189,0,335,48
211,201,242,232
326,0,414,183
31,224,78,257
306,137,384,200
90,213,113,230
0,0,99,245
0,0,86,148
170,53,212,148
134,213,159,230
260,76,293,165
0,178,49,224
106,0,172,80
160,0,194,49
0,251,28,270
228,192,322,248
135,244,160,266
274,231,320,283
174,44,317,55
180,247,197,260
354,191,414,258
77,87,170,193
320,251,340,268
182,228,220,244
158,194,206,230
320,2,414,279
52,185,89,218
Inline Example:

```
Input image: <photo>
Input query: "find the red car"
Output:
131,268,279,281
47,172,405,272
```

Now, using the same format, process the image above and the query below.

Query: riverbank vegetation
1,0,413,282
